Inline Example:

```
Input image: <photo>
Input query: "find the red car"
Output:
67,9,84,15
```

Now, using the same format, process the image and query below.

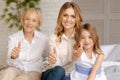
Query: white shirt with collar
7,30,48,73
48,33,74,67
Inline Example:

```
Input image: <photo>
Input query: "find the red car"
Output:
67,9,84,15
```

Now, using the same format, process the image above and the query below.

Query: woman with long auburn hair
41,2,83,80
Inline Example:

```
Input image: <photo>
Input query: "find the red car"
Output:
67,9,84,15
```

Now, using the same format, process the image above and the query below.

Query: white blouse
48,34,74,67
7,30,48,73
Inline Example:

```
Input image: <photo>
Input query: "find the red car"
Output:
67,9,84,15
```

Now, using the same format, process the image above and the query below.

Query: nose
66,16,71,22
85,38,89,43
28,20,32,25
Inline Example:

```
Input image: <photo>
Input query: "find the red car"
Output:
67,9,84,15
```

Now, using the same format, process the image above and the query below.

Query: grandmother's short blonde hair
21,8,42,27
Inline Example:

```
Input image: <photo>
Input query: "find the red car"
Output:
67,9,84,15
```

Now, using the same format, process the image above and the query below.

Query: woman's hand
11,42,21,59
48,47,57,64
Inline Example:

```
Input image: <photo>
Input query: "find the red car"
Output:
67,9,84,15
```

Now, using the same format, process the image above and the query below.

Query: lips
84,43,89,45
26,25,32,28
65,22,72,26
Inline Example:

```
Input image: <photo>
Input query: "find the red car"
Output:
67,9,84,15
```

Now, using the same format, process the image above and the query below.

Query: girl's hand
11,42,21,59
72,41,83,61
48,47,57,64
72,47,83,61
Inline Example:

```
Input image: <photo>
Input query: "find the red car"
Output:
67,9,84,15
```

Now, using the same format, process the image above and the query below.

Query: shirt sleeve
48,34,63,67
7,36,21,67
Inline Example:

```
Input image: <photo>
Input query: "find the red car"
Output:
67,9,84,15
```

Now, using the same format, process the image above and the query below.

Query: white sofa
101,44,120,80
0,44,120,80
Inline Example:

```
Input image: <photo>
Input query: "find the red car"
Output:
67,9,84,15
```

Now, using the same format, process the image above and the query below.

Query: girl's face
62,7,76,30
23,11,39,33
80,29,94,50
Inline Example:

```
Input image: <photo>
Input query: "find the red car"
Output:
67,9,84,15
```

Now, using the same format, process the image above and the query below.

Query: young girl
64,23,107,80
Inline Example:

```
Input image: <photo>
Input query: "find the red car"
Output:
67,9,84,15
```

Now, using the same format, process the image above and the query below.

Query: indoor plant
0,0,41,30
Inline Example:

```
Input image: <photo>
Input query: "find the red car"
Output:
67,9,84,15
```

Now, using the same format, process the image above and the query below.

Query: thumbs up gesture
48,47,57,64
11,42,21,59
72,42,83,61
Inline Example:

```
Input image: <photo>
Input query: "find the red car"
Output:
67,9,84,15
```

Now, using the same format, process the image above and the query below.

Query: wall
73,0,120,44
0,1,18,66
40,0,72,36
40,0,120,44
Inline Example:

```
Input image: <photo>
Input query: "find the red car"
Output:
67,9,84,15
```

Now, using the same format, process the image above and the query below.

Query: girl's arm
87,54,104,80
72,47,83,61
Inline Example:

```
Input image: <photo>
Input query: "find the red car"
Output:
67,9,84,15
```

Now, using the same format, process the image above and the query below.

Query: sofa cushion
105,44,120,61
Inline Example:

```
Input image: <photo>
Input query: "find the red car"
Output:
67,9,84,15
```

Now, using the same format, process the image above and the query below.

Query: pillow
105,44,120,61
101,44,116,59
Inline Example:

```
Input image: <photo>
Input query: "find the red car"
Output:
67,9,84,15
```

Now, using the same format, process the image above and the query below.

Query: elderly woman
0,8,48,80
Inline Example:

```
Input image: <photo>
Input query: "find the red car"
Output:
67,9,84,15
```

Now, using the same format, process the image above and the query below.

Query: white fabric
48,34,74,67
101,44,116,60
102,61,120,68
7,30,48,73
70,51,107,80
0,67,41,80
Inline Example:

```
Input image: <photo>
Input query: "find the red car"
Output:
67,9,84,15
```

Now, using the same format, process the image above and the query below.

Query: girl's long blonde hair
74,23,103,55
55,2,83,44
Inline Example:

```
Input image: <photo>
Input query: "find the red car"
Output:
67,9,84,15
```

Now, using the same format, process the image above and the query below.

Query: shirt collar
62,30,75,40
20,29,39,39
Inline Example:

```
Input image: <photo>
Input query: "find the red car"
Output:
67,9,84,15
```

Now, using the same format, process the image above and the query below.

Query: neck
23,31,34,44
84,48,93,55
64,28,74,39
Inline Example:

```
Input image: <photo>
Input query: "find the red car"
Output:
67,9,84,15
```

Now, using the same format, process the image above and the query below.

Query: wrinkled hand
11,42,21,59
48,47,57,64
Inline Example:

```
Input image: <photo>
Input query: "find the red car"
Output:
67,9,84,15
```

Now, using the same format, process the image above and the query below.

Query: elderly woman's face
23,11,39,33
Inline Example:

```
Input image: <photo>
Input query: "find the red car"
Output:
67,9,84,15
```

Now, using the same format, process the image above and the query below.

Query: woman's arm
47,34,61,66
7,36,20,66
87,54,104,80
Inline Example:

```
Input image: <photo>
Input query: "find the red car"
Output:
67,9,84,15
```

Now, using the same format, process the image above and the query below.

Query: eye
63,14,68,17
25,17,29,20
71,15,75,18
80,36,84,39
89,36,92,38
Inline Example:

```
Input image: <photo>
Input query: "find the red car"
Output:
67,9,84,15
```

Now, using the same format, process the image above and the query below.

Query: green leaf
6,0,17,5
0,15,5,20
29,2,35,7
3,8,8,12
5,18,10,23
18,24,23,30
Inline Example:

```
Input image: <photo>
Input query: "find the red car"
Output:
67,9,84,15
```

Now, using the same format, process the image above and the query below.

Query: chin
84,46,91,49
25,29,33,33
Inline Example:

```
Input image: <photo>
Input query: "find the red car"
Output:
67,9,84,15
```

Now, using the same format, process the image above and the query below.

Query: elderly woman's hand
11,42,21,59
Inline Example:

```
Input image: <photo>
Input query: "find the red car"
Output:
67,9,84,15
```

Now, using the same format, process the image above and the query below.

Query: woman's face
23,11,39,33
62,7,76,30
80,29,94,50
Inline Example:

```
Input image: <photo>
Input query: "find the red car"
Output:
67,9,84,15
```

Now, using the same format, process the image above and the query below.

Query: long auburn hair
55,2,83,44
74,23,103,55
